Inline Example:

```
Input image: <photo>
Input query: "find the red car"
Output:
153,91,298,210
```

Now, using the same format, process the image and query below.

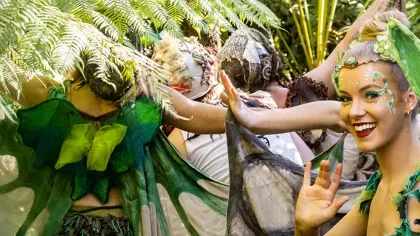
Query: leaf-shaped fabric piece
87,124,127,171
116,128,229,236
358,170,381,215
72,174,91,200
0,106,74,236
55,123,95,169
17,98,87,168
388,19,420,98
393,218,411,236
310,132,347,175
134,95,162,144
148,131,228,235
92,176,110,203
405,189,420,203
71,173,111,203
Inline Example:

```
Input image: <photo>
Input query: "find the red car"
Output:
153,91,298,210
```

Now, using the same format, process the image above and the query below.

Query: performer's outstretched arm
221,71,345,135
162,87,227,134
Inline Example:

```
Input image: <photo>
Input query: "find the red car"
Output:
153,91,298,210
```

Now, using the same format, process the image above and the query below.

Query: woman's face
338,61,407,152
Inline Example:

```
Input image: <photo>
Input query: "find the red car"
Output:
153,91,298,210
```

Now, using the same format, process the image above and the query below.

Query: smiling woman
294,10,420,236
337,62,414,151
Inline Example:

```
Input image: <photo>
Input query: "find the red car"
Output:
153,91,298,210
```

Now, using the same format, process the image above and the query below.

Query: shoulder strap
48,86,67,100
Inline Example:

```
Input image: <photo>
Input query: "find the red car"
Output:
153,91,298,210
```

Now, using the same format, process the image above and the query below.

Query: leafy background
0,0,419,110
258,0,420,78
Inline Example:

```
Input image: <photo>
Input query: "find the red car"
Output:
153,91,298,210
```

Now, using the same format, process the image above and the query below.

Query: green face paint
365,69,396,112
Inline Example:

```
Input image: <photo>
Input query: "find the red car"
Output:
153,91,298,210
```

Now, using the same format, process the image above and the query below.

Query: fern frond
51,22,98,75
167,0,210,34
53,0,123,42
222,0,264,28
131,0,183,38
0,57,20,95
166,5,185,25
100,0,155,39
190,0,234,31
212,0,246,30
245,0,280,27
91,11,123,42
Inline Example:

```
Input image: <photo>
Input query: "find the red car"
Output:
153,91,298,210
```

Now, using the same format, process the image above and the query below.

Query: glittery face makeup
337,63,406,152
337,68,396,112
364,68,396,113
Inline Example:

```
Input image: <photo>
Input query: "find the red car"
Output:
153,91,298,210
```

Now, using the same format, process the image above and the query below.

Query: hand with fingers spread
220,70,256,128
295,161,349,235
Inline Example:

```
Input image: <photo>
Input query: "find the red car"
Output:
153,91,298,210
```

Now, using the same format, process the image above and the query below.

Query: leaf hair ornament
331,31,401,112
333,33,397,86
388,19,420,99
332,33,397,94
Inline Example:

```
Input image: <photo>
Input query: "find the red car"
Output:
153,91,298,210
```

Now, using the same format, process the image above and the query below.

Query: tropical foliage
260,0,420,77
0,0,279,113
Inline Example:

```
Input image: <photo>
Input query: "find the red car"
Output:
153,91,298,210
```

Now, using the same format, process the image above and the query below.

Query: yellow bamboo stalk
323,0,338,60
296,0,314,66
289,5,313,69
316,0,327,65
303,0,313,47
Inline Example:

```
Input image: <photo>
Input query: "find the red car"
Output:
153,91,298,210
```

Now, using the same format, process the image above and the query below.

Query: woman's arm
162,88,226,134
245,101,342,134
221,71,345,134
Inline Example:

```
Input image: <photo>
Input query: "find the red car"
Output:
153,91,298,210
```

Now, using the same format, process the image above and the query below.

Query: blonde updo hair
342,10,418,120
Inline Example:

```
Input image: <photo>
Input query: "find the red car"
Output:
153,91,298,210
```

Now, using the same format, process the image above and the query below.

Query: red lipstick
353,122,376,138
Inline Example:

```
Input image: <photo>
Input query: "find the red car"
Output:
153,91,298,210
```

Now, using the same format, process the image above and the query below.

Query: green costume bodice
359,169,420,236
17,87,162,203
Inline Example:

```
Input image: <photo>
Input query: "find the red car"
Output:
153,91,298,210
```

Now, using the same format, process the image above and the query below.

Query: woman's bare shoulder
325,202,368,236
18,74,59,107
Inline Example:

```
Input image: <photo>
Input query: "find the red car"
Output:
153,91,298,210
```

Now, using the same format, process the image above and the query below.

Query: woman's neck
376,121,420,183
69,84,119,118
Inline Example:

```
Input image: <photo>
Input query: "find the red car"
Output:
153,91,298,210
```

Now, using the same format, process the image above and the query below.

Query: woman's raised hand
220,70,255,128
295,161,349,232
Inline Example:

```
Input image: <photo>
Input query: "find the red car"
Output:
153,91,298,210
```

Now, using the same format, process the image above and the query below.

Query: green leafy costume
0,87,228,236
358,170,420,236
